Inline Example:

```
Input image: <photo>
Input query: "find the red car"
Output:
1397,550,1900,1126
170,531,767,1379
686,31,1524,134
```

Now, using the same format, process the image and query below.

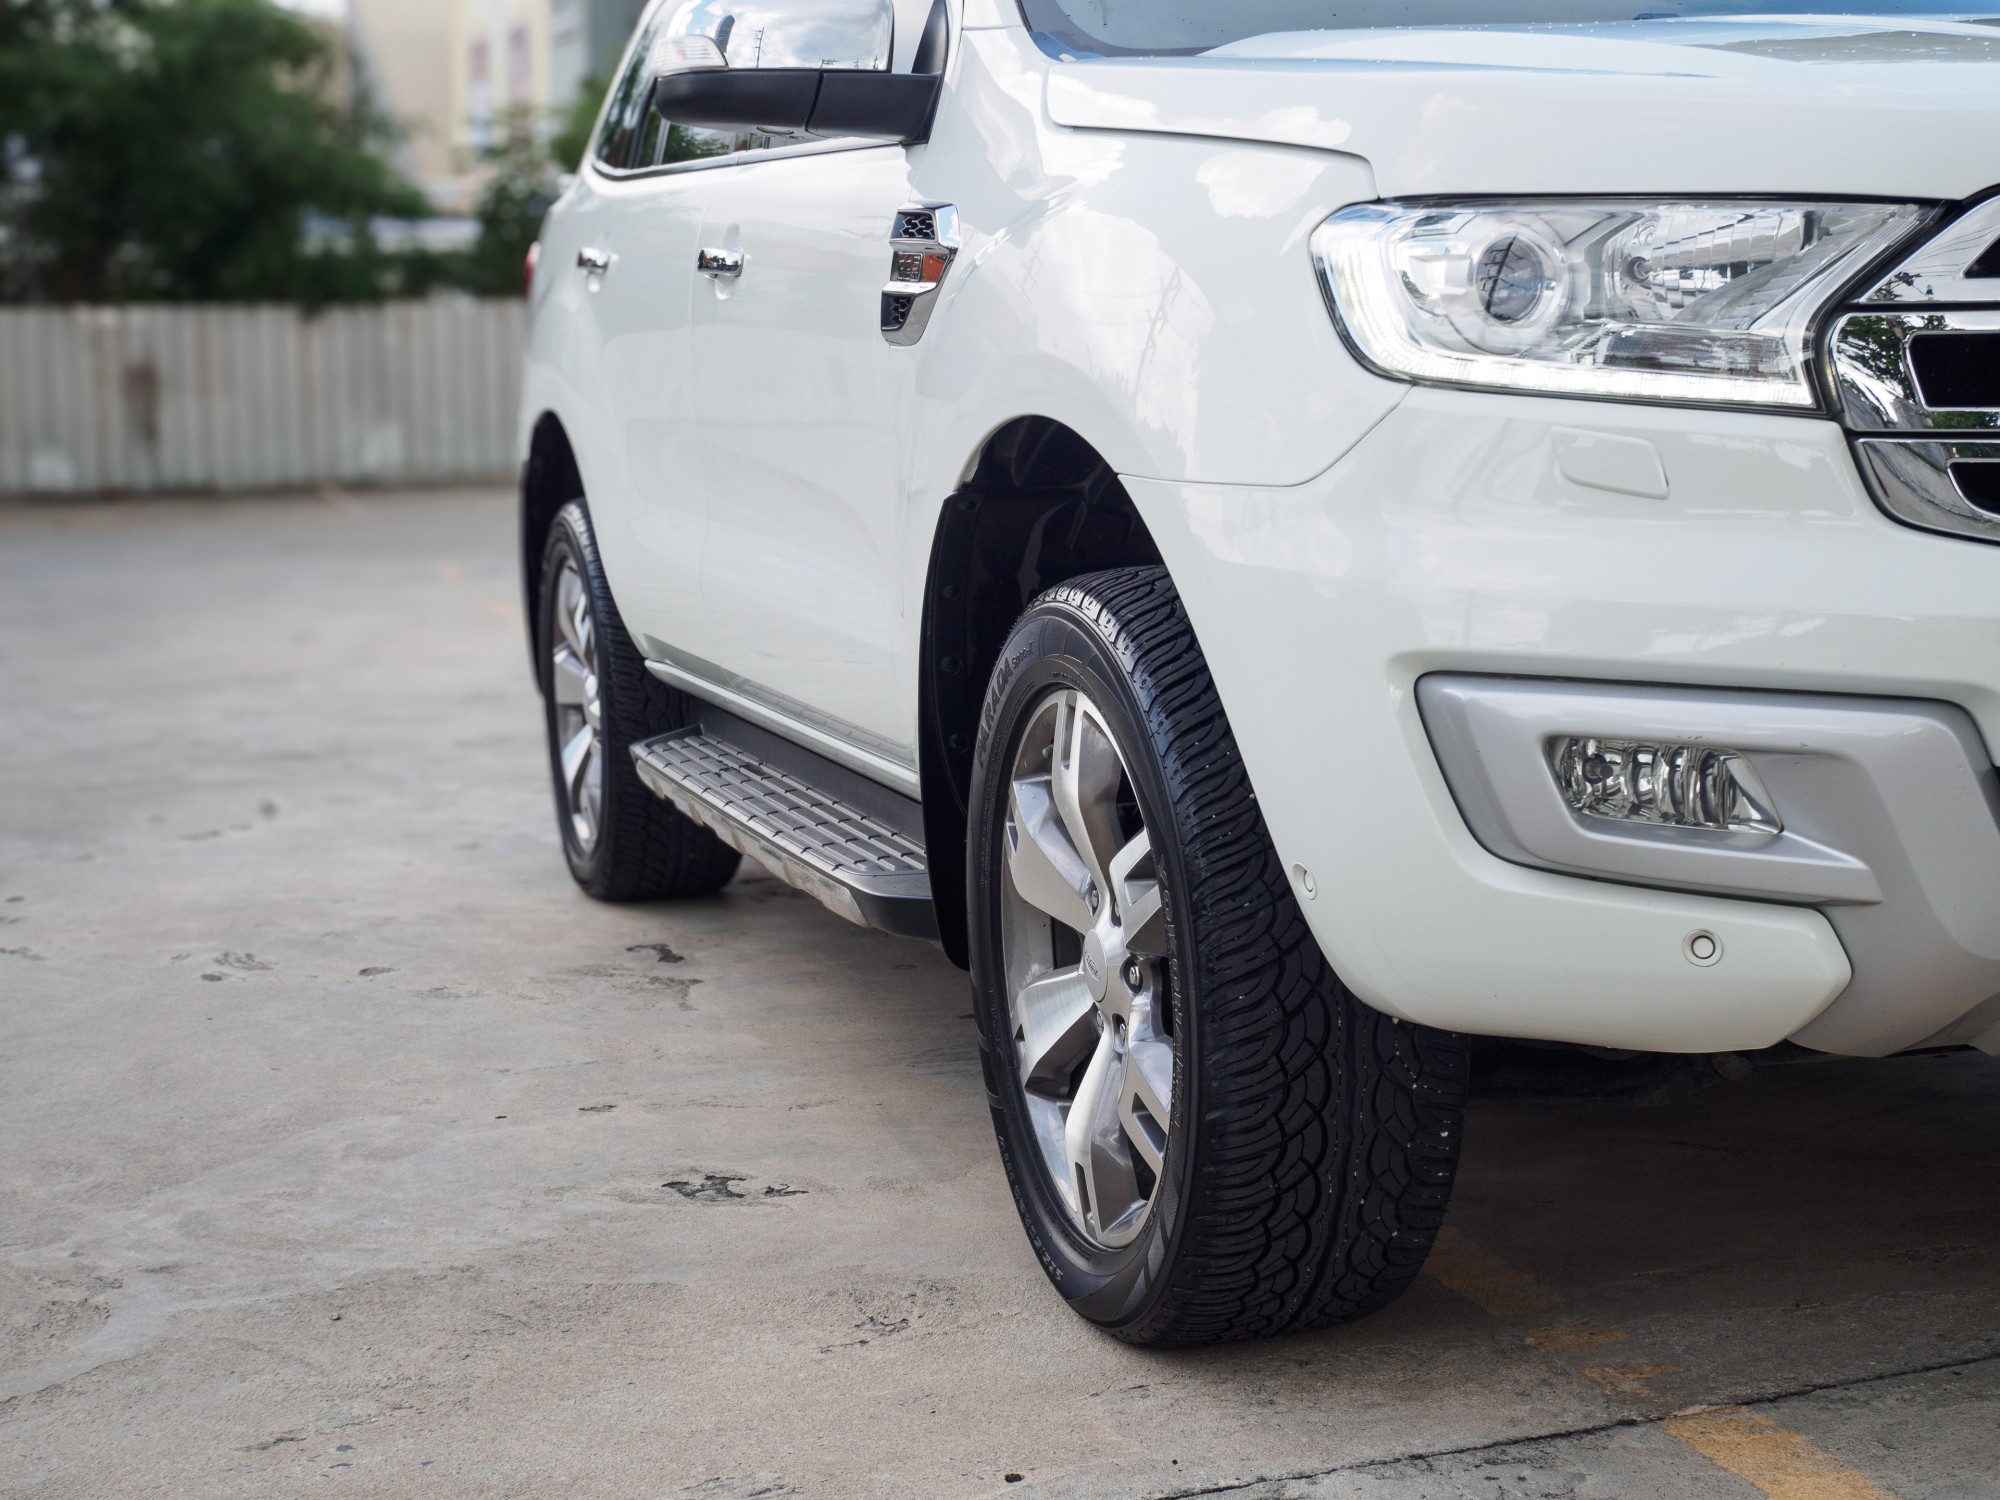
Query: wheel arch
520,411,584,685
919,416,1166,968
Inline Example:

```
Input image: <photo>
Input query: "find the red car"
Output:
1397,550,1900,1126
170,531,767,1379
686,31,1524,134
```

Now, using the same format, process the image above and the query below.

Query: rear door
572,5,743,662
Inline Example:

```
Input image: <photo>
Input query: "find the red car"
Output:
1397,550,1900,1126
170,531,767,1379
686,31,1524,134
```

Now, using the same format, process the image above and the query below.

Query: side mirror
648,0,948,146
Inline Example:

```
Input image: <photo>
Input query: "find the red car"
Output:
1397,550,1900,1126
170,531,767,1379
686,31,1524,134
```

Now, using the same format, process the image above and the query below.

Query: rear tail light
525,240,541,300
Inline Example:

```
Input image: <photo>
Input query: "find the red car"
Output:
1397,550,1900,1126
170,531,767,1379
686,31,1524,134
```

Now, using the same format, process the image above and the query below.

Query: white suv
519,0,2000,1346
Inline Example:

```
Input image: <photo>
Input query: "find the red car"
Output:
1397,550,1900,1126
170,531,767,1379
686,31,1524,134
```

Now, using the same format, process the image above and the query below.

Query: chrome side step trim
631,721,938,943
642,658,921,798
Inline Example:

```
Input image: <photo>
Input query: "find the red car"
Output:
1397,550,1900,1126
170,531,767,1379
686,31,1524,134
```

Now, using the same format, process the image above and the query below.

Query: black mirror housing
810,71,942,142
651,68,942,146
650,70,819,133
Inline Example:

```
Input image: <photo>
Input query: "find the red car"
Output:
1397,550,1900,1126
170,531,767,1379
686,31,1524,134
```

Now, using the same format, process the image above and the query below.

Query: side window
592,2,800,173
592,10,665,170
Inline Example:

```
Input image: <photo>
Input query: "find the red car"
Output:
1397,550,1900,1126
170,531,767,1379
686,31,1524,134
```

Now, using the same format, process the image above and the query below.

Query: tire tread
542,502,741,903
1034,567,1468,1346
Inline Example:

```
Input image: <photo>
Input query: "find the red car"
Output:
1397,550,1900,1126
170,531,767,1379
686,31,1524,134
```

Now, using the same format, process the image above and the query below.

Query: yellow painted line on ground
1663,1408,1902,1500
1427,1230,1906,1498
1525,1323,1630,1353
1577,1362,1684,1402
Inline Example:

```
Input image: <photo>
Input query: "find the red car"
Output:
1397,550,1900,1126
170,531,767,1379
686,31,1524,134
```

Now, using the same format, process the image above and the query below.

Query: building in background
552,0,650,113
450,0,646,164
344,0,647,211
349,0,463,208
449,0,548,184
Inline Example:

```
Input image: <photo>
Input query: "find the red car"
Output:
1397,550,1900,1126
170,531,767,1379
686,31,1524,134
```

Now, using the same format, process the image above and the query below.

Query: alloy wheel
549,555,604,853
999,688,1173,1249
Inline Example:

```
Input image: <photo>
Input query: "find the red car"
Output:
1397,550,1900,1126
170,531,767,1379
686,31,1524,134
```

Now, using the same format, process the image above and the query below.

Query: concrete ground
3,488,1998,1500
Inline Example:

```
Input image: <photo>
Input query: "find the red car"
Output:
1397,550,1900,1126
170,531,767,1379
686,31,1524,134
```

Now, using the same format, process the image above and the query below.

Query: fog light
1548,737,1781,835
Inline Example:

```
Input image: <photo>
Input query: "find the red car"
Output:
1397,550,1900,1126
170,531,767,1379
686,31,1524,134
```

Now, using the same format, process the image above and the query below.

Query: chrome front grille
1830,194,2000,543
1853,437,2000,544
1829,308,2000,432
1911,329,2000,408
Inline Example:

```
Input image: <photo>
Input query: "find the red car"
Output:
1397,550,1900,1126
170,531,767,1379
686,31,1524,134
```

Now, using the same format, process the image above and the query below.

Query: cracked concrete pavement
3,488,1998,1499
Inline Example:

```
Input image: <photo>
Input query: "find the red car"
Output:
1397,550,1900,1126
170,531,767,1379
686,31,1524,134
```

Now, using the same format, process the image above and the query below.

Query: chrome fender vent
880,203,958,347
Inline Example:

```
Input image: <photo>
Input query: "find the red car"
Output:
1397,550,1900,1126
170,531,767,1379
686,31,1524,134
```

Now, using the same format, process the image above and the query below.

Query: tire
967,567,1469,1347
538,501,741,902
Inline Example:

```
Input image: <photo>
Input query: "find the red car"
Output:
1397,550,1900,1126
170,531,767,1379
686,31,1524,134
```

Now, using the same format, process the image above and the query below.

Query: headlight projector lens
1476,233,1557,324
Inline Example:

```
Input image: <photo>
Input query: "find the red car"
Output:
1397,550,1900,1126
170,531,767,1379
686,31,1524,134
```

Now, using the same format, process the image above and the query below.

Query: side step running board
631,710,937,943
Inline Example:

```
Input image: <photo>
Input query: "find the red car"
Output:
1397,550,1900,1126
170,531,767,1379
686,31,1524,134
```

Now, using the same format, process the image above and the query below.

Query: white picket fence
0,298,526,494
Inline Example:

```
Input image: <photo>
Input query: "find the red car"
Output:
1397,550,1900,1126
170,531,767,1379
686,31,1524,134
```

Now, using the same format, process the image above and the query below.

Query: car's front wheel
968,567,1469,1346
538,501,741,902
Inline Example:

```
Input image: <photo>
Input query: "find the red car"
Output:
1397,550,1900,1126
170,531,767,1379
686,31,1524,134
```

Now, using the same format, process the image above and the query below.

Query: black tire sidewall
968,597,1201,1334
538,505,611,891
536,500,742,904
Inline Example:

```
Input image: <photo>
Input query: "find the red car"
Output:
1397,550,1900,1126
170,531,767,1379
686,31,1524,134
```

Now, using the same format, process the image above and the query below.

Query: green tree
0,0,428,303
462,103,558,298
455,77,610,297
552,74,607,173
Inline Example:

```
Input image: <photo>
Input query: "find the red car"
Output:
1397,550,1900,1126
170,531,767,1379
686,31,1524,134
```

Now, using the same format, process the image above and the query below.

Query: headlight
1311,200,1924,408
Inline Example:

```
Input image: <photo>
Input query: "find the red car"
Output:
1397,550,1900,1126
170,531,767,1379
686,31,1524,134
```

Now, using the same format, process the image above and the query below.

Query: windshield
1016,1,2000,57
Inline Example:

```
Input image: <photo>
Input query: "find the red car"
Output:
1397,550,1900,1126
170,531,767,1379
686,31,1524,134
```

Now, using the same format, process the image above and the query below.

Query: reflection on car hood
1044,17,2000,199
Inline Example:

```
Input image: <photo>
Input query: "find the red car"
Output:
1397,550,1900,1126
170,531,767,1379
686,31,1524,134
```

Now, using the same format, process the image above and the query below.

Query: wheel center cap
1082,929,1110,1003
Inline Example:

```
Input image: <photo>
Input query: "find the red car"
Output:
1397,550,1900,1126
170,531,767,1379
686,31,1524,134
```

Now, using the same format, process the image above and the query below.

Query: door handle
697,247,745,279
576,246,613,275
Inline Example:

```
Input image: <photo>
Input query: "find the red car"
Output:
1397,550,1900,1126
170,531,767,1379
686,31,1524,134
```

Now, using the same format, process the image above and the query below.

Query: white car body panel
907,31,1398,491
522,1,2000,1057
595,171,718,659
1046,20,2000,201
1125,388,2000,1054
690,145,919,762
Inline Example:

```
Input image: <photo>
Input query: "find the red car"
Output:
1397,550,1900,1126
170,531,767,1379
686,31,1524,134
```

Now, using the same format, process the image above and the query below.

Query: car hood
1043,17,2000,200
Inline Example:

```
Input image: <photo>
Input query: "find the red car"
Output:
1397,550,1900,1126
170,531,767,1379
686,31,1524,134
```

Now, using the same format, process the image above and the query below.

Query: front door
688,144,920,770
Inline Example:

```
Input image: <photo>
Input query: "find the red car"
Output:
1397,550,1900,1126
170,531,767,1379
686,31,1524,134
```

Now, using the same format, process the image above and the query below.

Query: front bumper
1129,387,2000,1057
